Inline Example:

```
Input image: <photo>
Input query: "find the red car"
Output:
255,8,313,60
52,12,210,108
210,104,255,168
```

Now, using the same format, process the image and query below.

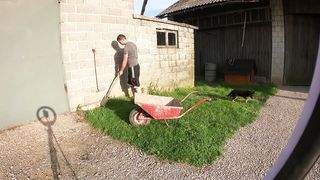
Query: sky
134,0,178,17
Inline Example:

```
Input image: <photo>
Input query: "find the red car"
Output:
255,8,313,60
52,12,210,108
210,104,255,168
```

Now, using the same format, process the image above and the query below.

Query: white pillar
270,0,285,84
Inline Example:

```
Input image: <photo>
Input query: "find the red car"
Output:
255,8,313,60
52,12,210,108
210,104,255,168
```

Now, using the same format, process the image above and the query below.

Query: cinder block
78,42,90,50
108,8,122,16
158,48,168,54
138,49,149,55
60,13,68,23
87,32,101,40
160,61,169,68
82,77,96,88
77,24,94,32
84,93,101,105
76,5,92,14
271,76,283,85
101,16,117,23
80,61,94,69
99,7,109,15
109,24,129,32
70,51,89,61
149,48,157,55
68,14,85,22
61,23,77,32
169,60,177,67
68,0,85,4
94,24,109,32
64,62,80,71
93,49,108,59
121,10,133,17
67,79,83,91
85,15,101,23
92,41,107,49
95,58,109,67
116,17,129,24
101,0,116,8
62,52,71,63
71,69,95,79
85,0,101,6
68,33,87,41
127,1,134,9
62,42,78,52
61,4,76,13
168,48,177,54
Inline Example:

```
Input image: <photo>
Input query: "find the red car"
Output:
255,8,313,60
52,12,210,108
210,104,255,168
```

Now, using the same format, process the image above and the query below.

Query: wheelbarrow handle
173,98,211,119
180,91,199,103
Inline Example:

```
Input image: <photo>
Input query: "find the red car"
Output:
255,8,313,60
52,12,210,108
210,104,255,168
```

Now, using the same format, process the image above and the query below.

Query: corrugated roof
157,0,229,18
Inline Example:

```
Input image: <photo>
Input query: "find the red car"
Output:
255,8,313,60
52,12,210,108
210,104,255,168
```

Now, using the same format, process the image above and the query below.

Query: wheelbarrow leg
173,98,211,119
164,120,169,127
180,91,198,103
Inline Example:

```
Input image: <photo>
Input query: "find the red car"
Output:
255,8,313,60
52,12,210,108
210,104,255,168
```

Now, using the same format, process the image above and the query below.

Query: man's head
117,34,127,45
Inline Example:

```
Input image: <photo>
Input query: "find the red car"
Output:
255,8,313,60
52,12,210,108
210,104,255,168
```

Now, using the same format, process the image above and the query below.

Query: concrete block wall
270,0,285,84
133,15,196,90
60,0,196,110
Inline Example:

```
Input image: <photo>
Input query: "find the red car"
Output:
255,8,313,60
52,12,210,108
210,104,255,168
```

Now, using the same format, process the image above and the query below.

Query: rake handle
100,74,119,106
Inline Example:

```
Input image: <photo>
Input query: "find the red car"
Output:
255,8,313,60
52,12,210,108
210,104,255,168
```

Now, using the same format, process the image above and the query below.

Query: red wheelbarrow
129,91,211,126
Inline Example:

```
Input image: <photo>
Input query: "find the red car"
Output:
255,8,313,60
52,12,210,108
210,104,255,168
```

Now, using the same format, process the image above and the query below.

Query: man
117,34,140,95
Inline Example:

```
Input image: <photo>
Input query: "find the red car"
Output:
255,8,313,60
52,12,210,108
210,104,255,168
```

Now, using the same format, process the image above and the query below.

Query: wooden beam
140,0,148,15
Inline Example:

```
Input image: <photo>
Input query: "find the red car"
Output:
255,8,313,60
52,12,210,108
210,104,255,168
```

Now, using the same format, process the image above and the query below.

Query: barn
158,0,320,85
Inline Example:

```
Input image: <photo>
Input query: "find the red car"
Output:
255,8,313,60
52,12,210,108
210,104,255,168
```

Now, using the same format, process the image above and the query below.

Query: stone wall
59,0,197,110
270,0,285,84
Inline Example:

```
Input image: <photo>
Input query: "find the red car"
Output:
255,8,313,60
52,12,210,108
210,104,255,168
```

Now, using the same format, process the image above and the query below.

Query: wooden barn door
284,15,320,85
195,24,272,80
195,31,220,79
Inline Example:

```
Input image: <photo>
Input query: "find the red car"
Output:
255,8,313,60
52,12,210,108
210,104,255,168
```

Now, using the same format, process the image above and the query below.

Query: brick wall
270,0,285,84
59,0,196,110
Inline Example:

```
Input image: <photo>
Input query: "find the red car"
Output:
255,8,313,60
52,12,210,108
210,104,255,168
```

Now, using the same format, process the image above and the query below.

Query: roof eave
157,0,260,19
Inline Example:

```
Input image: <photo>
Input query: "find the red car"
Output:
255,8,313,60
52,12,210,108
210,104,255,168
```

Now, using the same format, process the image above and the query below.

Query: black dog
227,89,255,102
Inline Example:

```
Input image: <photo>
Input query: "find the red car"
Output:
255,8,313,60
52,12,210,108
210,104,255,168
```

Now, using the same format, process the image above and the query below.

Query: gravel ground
0,86,319,180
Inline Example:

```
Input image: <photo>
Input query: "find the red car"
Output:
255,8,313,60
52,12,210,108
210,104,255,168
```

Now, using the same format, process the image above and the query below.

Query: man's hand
118,70,123,76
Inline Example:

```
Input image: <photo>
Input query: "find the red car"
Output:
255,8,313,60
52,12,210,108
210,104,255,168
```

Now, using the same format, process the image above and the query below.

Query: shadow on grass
103,98,136,124
196,81,277,101
200,92,229,101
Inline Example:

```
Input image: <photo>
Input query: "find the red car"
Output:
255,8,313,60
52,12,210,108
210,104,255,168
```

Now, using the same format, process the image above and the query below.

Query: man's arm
119,53,128,76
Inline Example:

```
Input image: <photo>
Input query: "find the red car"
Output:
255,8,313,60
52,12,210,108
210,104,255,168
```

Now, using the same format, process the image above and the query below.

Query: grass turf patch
85,82,277,166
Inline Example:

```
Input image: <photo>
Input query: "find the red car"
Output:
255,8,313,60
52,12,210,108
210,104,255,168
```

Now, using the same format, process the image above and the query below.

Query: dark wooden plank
196,23,272,80
284,0,320,15
284,15,320,85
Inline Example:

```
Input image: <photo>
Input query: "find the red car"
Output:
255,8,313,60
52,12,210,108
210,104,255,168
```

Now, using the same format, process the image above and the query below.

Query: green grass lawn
85,82,277,166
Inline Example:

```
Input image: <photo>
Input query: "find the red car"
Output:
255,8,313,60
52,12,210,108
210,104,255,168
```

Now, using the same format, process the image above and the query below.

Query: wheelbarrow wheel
129,109,150,126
